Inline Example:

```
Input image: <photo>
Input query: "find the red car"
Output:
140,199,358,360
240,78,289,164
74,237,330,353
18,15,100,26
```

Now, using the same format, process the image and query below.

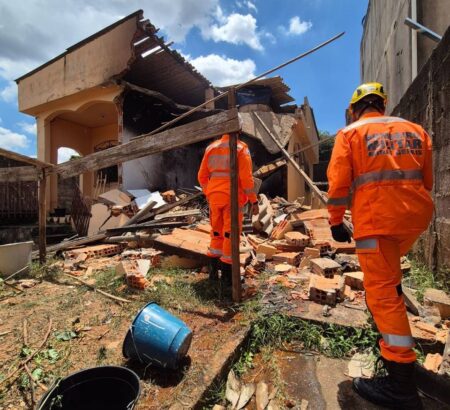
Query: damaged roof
16,10,213,108
218,76,295,107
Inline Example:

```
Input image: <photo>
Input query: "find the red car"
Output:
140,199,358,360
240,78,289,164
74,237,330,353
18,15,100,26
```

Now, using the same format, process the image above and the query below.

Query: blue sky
0,0,368,160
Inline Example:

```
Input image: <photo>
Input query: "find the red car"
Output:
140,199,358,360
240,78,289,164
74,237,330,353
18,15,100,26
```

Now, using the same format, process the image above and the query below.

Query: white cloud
0,81,17,103
203,13,263,50
0,0,268,105
18,122,37,135
187,54,256,86
246,1,258,13
0,126,29,150
57,147,80,164
0,1,219,87
235,1,257,13
286,16,312,35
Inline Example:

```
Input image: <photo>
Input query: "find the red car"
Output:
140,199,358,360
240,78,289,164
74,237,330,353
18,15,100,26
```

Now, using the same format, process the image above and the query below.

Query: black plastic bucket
37,366,140,410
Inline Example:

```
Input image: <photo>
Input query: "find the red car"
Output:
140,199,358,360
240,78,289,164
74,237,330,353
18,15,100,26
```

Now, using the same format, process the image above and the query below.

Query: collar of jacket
359,111,384,120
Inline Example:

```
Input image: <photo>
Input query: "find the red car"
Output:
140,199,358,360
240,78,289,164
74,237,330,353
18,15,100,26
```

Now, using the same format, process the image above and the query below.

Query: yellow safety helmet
350,82,387,106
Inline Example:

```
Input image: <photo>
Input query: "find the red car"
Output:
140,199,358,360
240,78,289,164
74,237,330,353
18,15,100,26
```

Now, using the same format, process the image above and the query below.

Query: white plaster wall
121,128,166,191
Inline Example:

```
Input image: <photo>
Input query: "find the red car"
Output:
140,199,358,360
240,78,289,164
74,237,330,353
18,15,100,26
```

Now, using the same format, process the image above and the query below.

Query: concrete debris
272,252,301,265
346,352,376,378
161,190,177,203
402,286,421,316
343,271,364,290
255,382,269,410
310,258,341,278
284,231,310,247
424,288,450,319
423,353,443,373
256,243,279,260
300,399,309,410
44,188,449,339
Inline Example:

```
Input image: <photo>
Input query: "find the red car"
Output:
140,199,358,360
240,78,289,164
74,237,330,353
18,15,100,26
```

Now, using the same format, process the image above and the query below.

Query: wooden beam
38,171,47,265
229,88,241,303
0,166,41,182
120,81,222,114
253,112,328,204
54,109,239,179
0,147,53,168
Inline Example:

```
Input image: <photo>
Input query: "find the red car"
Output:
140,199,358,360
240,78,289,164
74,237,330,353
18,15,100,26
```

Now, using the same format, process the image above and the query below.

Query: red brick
284,231,310,247
310,258,341,278
273,252,301,265
344,271,364,290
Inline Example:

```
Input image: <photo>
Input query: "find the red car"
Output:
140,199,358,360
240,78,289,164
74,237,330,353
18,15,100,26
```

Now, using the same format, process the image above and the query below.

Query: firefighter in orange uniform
198,134,259,283
327,83,433,409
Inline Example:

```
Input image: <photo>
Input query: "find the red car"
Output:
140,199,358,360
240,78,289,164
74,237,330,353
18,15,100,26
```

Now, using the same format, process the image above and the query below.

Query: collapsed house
13,9,320,239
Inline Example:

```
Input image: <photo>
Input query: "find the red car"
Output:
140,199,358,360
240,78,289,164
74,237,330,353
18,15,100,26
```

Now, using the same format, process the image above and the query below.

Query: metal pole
228,87,242,302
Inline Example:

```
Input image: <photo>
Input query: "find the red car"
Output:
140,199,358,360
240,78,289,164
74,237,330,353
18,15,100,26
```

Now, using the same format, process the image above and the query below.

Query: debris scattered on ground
346,352,376,378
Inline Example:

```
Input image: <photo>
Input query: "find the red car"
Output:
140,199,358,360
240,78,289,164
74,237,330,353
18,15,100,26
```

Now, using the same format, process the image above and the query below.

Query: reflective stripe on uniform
382,333,414,347
244,186,255,195
353,169,423,190
327,196,350,206
221,254,232,262
210,171,230,178
206,141,245,151
355,238,377,249
342,116,408,133
208,154,230,169
208,247,222,256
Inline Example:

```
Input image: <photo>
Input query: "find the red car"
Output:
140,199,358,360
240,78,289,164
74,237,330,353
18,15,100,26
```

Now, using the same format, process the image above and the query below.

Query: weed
404,260,448,302
97,346,107,364
233,313,379,378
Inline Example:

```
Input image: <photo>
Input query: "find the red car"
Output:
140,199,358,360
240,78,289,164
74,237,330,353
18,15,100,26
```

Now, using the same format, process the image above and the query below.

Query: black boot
208,258,219,281
352,360,423,409
219,262,232,286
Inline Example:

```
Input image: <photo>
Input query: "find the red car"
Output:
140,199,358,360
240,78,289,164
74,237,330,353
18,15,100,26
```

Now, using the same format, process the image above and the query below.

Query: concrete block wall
392,26,450,279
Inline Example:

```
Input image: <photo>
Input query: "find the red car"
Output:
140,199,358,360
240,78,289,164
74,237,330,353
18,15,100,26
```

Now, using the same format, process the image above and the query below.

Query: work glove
331,223,351,243
251,202,260,216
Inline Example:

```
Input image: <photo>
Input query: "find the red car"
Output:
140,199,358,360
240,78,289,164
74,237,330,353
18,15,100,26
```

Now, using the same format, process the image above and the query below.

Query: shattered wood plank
154,209,201,220
105,220,188,234
54,109,240,179
31,233,107,258
141,191,203,222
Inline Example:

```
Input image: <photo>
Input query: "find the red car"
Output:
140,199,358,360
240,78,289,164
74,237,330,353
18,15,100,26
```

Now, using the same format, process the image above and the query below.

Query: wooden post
38,169,47,265
228,87,242,302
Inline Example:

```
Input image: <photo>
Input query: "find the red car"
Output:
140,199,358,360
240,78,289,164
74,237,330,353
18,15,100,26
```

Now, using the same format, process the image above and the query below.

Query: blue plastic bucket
37,366,140,410
123,302,192,369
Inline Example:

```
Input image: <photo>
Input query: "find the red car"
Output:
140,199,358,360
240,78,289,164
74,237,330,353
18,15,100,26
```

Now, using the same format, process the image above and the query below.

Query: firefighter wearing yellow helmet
327,81,433,409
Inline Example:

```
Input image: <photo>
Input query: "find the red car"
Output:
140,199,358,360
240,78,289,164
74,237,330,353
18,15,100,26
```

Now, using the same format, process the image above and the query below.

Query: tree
318,130,335,162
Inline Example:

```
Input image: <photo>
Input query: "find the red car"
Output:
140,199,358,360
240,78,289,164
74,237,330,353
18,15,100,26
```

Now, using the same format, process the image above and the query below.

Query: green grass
404,260,449,302
232,312,379,377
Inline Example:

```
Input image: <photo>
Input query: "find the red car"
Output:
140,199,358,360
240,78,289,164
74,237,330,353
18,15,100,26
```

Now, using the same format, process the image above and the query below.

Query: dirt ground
0,261,245,410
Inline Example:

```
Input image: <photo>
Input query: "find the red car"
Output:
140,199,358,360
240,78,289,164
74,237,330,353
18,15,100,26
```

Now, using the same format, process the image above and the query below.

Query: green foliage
233,313,379,376
55,330,77,341
96,346,107,364
318,130,335,162
404,259,448,302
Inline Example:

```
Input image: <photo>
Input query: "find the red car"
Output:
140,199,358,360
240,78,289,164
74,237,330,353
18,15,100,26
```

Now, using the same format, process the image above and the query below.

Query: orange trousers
356,234,419,363
207,194,243,265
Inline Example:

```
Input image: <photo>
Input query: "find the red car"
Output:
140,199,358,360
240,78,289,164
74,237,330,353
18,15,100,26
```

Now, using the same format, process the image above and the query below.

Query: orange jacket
327,112,433,239
198,134,258,205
